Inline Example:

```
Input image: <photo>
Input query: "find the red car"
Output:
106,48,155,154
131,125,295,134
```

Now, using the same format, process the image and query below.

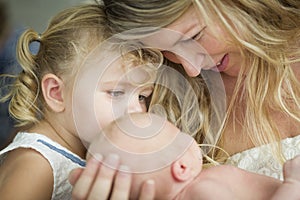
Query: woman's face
142,6,242,77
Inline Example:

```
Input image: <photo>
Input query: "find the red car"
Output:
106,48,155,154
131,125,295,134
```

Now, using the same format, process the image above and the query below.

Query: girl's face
95,58,154,130
72,54,154,143
143,6,242,77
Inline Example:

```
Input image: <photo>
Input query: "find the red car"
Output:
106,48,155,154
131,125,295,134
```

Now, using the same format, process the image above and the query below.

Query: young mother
104,0,300,176
70,0,300,198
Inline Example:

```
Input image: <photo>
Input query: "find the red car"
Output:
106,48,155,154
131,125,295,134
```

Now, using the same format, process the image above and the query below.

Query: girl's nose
127,95,144,114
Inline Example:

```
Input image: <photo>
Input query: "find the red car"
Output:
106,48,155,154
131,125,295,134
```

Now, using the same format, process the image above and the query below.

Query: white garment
0,132,86,200
226,135,300,180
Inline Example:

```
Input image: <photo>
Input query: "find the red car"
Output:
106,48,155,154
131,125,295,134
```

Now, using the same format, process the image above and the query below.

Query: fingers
70,154,155,200
69,168,84,186
109,165,132,199
138,180,155,200
87,154,121,200
71,154,103,200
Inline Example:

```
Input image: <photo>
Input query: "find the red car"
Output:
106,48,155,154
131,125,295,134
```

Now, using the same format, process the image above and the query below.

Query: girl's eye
139,95,147,102
107,90,124,97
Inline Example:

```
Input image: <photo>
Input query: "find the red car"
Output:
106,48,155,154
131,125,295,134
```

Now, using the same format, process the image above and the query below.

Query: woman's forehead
166,5,199,32
140,7,200,49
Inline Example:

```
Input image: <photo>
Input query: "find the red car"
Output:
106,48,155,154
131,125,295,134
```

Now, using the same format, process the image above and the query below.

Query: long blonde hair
194,0,300,163
149,59,226,163
102,0,300,163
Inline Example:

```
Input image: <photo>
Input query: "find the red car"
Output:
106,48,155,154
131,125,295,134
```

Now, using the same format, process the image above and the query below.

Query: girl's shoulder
0,147,53,199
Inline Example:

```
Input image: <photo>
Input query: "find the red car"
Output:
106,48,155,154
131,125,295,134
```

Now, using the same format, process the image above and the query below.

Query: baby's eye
107,90,125,97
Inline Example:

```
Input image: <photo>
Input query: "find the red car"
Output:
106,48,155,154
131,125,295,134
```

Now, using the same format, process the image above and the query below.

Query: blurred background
0,0,84,149
6,0,83,32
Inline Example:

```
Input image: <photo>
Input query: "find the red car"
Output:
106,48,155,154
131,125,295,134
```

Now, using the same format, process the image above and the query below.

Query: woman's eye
183,27,206,43
107,90,124,97
191,31,204,41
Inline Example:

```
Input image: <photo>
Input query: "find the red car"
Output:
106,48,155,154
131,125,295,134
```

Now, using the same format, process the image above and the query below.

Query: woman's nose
163,51,202,77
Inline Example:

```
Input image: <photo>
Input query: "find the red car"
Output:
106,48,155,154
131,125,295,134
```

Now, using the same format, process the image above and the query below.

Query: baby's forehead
110,121,178,152
88,113,195,173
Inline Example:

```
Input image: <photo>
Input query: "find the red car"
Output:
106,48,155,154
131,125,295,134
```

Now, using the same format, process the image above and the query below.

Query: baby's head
88,113,203,199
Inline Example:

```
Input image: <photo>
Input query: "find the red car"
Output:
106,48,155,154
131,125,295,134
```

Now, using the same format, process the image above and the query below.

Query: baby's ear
42,73,65,112
171,158,193,182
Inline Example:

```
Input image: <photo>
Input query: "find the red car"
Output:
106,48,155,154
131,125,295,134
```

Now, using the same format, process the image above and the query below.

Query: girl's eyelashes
139,95,147,102
139,88,153,103
107,90,125,97
106,87,153,101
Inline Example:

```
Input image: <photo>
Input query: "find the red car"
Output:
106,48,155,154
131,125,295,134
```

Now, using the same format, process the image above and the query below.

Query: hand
282,155,300,182
69,154,155,200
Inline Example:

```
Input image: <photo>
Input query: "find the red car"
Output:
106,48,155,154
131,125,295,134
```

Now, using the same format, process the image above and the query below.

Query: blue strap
37,139,86,167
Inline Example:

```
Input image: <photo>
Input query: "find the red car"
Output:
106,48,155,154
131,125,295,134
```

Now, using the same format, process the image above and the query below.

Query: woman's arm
271,155,300,200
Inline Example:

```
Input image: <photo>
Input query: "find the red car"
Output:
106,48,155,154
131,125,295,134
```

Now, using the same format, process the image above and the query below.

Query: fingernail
106,154,120,168
146,179,155,185
93,153,103,161
119,165,131,173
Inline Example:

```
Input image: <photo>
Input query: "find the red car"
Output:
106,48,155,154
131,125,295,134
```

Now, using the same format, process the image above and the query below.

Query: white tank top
0,132,86,200
226,135,300,180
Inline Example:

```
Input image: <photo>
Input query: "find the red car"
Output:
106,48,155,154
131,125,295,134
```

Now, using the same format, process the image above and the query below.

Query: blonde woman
99,0,300,180
0,2,162,199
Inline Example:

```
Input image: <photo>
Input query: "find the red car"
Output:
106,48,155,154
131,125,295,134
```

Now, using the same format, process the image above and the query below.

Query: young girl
0,3,161,200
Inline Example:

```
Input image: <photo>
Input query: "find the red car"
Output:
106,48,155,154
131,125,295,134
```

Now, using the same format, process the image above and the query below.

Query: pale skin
0,56,155,199
69,4,300,199
82,113,300,200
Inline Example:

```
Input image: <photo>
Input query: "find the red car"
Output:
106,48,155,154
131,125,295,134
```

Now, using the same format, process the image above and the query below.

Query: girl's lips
212,54,229,72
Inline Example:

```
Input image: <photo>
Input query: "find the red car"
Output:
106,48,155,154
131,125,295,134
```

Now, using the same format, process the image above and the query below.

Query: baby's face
88,113,201,172
187,139,203,177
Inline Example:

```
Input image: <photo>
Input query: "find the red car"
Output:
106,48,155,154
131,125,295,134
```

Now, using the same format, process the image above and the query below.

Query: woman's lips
212,54,229,72
217,53,229,72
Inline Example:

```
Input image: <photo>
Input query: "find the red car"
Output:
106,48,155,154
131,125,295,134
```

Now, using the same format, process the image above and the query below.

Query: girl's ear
42,73,65,112
171,158,193,182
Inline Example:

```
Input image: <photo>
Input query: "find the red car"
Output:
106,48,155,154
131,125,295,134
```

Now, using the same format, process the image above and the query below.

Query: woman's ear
42,73,65,112
171,158,193,182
